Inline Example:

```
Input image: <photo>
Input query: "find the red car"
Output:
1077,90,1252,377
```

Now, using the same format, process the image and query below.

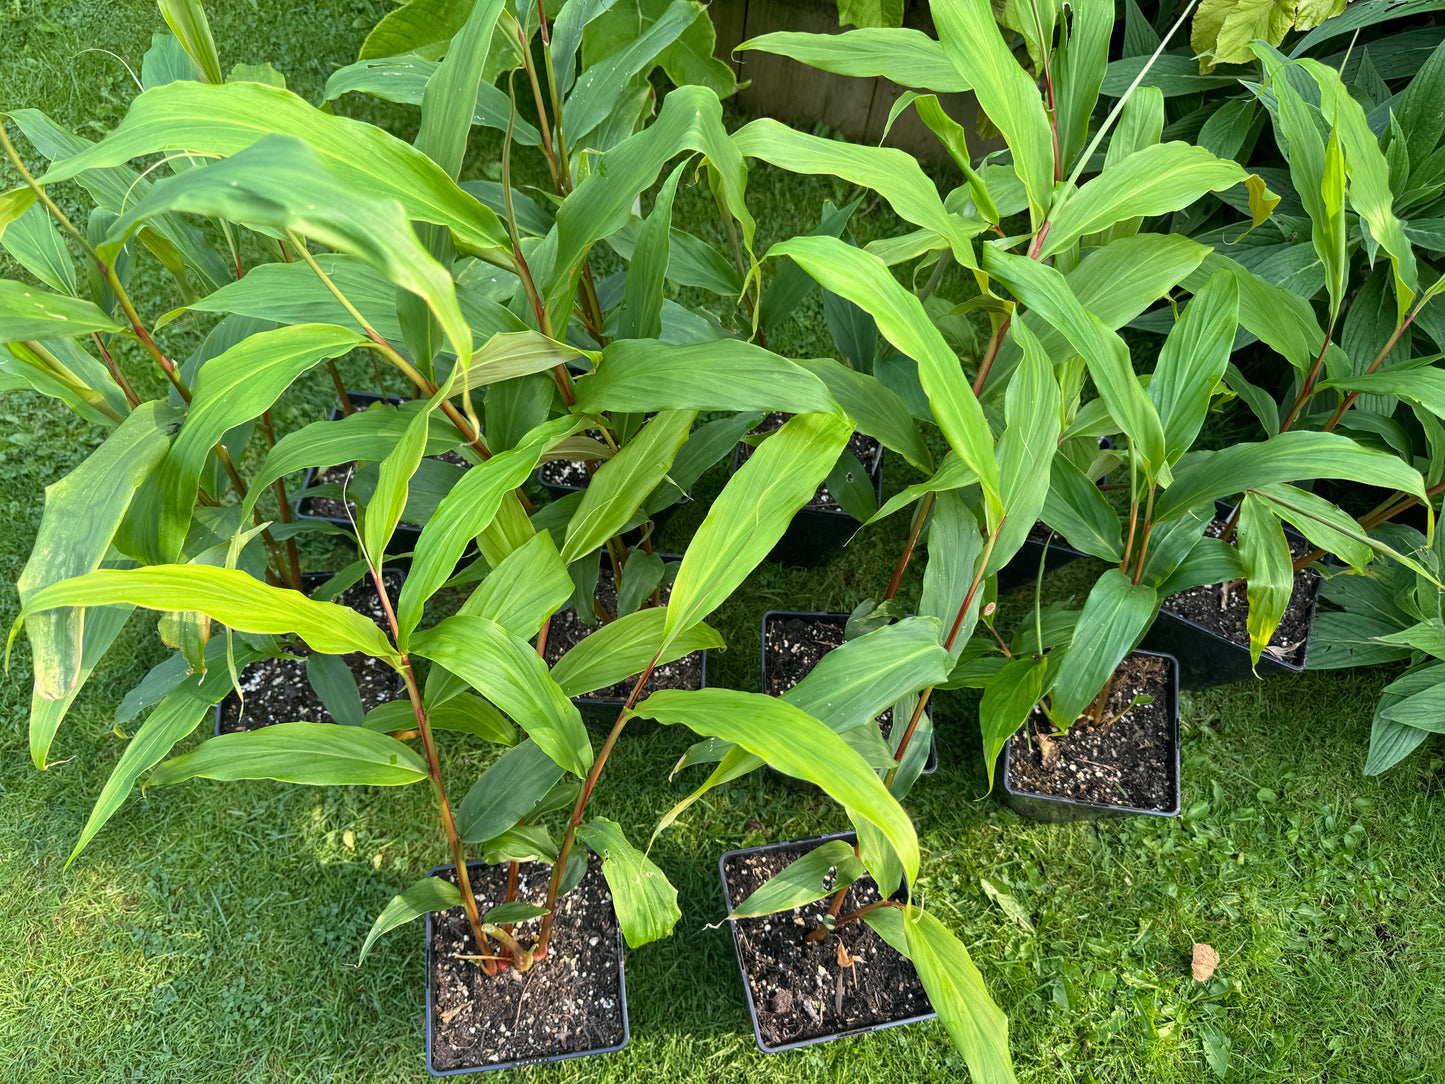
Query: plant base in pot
997,649,1181,822
1140,500,1322,690
214,569,405,735
733,414,882,567
426,855,628,1075
761,611,936,774
542,557,707,726
718,831,934,1052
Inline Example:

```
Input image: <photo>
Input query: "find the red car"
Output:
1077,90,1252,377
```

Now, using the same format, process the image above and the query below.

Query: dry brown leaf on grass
1192,942,1220,981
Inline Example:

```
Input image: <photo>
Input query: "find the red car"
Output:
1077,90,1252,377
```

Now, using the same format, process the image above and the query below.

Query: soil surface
1007,652,1175,812
762,614,934,768
430,857,625,1071
722,838,930,1049
1160,515,1319,665
735,413,881,512
543,564,704,703
298,450,470,525
216,572,402,733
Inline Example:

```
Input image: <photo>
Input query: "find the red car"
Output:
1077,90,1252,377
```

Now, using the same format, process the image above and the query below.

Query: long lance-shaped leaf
18,402,179,701
769,236,1000,506
1041,453,1123,560
1237,493,1295,666
363,393,433,565
359,876,463,964
738,28,969,89
324,57,542,145
616,161,683,342
980,655,1048,791
932,0,1053,224
0,279,124,342
549,85,752,316
1047,570,1158,725
574,339,837,415
398,415,577,638
68,637,267,864
794,357,932,473
17,566,398,659
38,79,510,257
660,412,851,655
1042,143,1258,257
902,905,1017,1084
3,337,128,426
551,608,725,697
987,318,1062,571
984,247,1167,474
1147,269,1238,466
561,411,695,563
457,739,565,845
728,839,865,918
1052,0,1112,172
159,323,363,559
158,0,223,84
732,119,980,266
635,688,920,887
921,491,985,656
575,817,680,949
150,722,428,787
408,616,593,778
30,603,132,772
1155,431,1430,522
101,135,470,371
1181,253,1324,377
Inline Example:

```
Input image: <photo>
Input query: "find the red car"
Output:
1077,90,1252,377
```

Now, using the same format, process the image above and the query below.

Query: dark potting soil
1160,515,1319,665
723,841,928,1048
430,856,625,1070
1007,653,1174,811
763,615,912,743
543,565,703,702
736,413,881,512
216,572,402,734
301,450,471,524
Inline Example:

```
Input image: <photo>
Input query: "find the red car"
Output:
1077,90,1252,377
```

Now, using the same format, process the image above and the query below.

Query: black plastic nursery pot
996,649,1181,823
213,568,405,736
543,554,709,726
294,392,474,560
731,428,884,568
760,611,937,775
425,856,629,1075
718,831,935,1053
1138,500,1324,690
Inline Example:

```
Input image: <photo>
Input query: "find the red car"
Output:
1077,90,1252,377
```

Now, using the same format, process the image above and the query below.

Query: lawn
2,4,1444,1082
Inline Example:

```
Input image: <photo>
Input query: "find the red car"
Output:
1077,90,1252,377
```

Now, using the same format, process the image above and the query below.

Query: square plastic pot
424,860,630,1075
995,649,1181,822
717,831,935,1053
1138,500,1322,690
760,611,936,775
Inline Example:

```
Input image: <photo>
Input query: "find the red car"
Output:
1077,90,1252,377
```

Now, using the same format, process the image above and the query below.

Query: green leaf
30,603,132,774
457,530,573,639
456,739,565,844
1148,269,1239,466
1052,0,1113,172
727,839,865,918
574,817,679,948
414,0,507,178
20,566,398,659
305,653,365,726
0,186,38,240
399,415,576,638
162,323,363,559
1047,570,1157,725
660,412,851,654
988,318,1063,570
980,655,1048,790
69,638,268,864
574,339,837,415
920,491,984,655
550,607,723,698
903,905,1016,1084
0,279,124,342
932,0,1052,224
1041,453,1123,561
409,615,593,777
635,688,920,888
18,403,177,709
734,119,979,265
561,411,695,563
358,876,462,963
40,80,510,258
360,0,469,58
796,358,932,472
616,161,684,341
483,900,549,925
150,722,428,787
770,236,1000,504
158,0,223,84
737,28,969,91
1237,494,1295,666
3,203,78,295
363,693,516,743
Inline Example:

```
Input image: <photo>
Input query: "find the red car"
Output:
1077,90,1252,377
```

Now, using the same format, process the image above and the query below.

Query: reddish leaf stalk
883,491,936,602
91,332,141,408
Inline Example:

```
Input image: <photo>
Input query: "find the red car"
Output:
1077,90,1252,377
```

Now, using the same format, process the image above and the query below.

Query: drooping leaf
1236,494,1295,667
979,655,1048,791
150,722,428,787
727,839,865,918
737,28,969,90
358,876,463,963
575,817,680,948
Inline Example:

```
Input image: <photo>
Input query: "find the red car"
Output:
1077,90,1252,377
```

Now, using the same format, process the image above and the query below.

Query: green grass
4,4,1445,1082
